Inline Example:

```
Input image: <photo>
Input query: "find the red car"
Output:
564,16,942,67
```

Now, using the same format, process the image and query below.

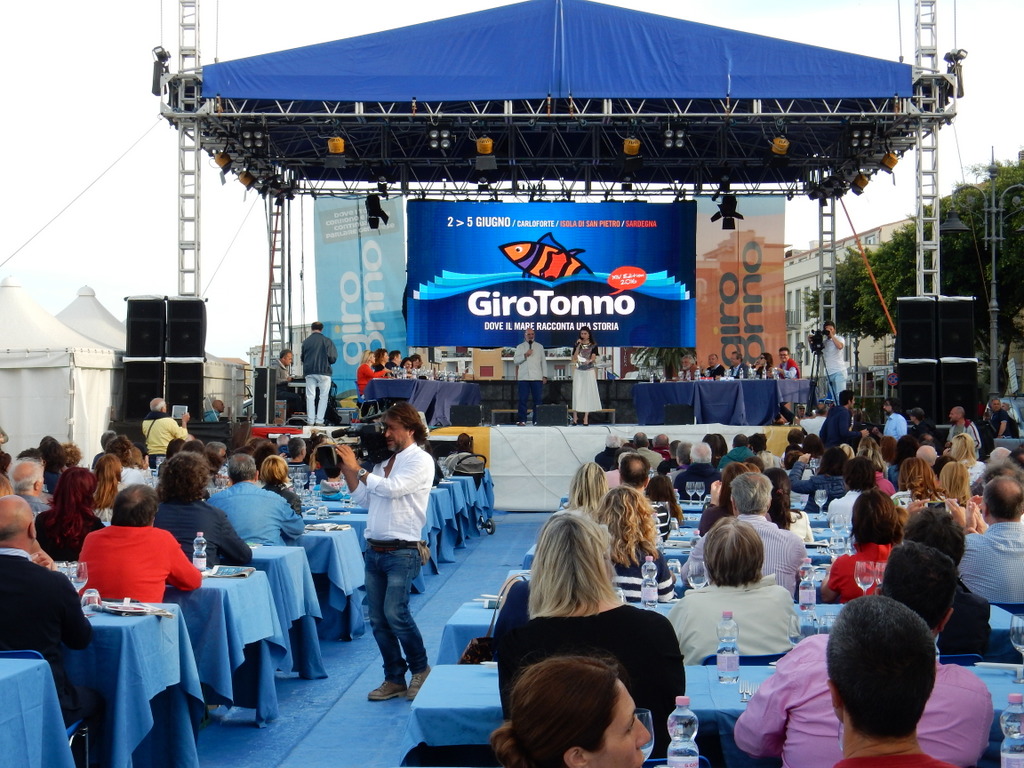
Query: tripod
808,349,838,405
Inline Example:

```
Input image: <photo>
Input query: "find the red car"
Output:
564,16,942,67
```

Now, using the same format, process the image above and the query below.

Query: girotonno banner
406,200,696,348
313,196,407,398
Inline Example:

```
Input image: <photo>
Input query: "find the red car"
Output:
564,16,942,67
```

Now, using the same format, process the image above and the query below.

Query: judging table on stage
364,378,481,426
400,657,1018,768
63,604,204,768
0,657,76,768
633,379,814,425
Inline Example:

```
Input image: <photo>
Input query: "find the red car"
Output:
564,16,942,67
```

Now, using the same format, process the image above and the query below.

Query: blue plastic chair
0,650,89,763
938,653,983,666
700,652,788,666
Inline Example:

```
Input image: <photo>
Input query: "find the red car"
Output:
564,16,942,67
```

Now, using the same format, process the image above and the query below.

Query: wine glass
687,561,708,590
873,560,887,588
854,561,875,596
684,482,695,504
808,457,820,474
814,489,828,511
787,613,803,646
1011,616,1024,684
634,709,655,760
70,562,88,593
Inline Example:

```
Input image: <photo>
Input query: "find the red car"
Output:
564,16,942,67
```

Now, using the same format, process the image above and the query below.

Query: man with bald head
0,495,100,726
142,397,190,468
916,445,938,469
948,406,980,453
11,458,49,516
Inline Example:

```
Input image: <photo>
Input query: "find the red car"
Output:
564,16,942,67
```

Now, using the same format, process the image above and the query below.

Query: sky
1,0,1020,358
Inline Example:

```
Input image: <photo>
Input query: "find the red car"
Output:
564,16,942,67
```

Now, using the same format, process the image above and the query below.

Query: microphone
528,340,533,349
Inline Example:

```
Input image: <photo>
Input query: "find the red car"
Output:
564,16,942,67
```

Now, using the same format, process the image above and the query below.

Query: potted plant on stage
633,347,690,381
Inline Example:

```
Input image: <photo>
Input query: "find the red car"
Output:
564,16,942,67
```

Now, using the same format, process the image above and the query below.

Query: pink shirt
733,635,992,768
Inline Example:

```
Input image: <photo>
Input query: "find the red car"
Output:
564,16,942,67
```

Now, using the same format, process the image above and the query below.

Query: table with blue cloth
249,546,327,680
0,657,76,768
633,379,814,426
297,529,367,641
164,572,287,726
364,379,481,427
435,478,476,545
322,497,450,564
63,605,204,768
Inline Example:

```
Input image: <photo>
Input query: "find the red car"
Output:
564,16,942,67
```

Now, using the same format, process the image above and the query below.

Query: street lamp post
940,157,1024,400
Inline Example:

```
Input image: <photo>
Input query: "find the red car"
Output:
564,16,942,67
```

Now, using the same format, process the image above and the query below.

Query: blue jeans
517,380,543,423
826,371,847,402
305,374,332,424
364,548,427,684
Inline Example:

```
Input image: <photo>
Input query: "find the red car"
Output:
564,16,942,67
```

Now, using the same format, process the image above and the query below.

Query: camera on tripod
808,328,831,354
331,422,393,464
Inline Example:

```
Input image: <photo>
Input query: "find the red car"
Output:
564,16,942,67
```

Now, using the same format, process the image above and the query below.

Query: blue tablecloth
633,380,814,425
249,546,327,680
364,379,481,427
164,571,287,726
63,605,203,768
297,530,366,641
0,658,76,768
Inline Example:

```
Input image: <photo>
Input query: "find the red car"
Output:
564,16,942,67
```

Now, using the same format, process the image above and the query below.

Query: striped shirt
960,522,1024,603
613,551,675,603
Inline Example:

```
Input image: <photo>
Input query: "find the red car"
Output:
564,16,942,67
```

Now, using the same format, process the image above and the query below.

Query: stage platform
432,423,793,512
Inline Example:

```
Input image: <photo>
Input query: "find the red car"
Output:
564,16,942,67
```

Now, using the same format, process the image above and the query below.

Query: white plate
479,661,498,669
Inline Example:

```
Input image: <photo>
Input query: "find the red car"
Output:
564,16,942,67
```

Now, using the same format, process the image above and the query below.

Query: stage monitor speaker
664,403,695,425
254,367,278,425
449,404,482,427
165,362,204,420
896,296,936,360
939,358,979,421
123,361,164,420
125,298,166,359
166,298,207,358
897,359,937,419
536,404,568,426
937,296,975,358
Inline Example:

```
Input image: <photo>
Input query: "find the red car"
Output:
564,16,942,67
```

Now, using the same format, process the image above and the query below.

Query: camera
331,422,393,465
808,329,826,354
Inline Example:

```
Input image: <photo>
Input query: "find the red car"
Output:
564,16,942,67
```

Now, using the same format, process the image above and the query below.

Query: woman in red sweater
356,348,391,395
80,484,201,603
821,488,905,603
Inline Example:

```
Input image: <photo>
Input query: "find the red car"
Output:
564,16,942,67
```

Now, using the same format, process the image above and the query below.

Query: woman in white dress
571,326,601,425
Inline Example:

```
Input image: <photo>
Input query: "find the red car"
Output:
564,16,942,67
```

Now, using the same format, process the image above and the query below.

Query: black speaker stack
124,296,207,420
896,296,977,421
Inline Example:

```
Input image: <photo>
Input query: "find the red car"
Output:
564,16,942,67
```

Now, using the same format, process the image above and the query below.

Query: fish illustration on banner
499,232,593,280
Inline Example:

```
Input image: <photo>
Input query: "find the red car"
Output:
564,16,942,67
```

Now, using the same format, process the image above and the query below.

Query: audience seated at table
154,451,252,567
749,432,781,469
948,432,984,485
856,437,896,495
35,467,105,561
672,441,720,503
789,445,847,515
888,434,921,487
592,435,622,472
824,456,877,521
718,433,755,469
702,433,728,467
356,348,391,395
960,474,1024,603
92,454,122,523
668,517,794,664
38,436,66,494
491,655,650,768
497,512,683,756
210,454,304,547
260,454,303,517
893,456,947,507
80,485,202,602
105,435,150,487
696,460,755,536
821,488,904,603
735,541,991,768
903,508,990,656
564,461,608,517
594,486,675,603
764,467,813,542
646,474,681,531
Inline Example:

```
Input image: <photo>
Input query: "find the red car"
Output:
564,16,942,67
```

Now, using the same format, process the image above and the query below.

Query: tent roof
56,286,127,351
0,277,115,354
201,0,912,102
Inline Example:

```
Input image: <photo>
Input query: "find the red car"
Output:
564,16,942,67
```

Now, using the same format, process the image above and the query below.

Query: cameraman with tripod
808,320,846,402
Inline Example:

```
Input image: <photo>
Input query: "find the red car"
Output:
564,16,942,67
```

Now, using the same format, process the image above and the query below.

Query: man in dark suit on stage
0,495,101,727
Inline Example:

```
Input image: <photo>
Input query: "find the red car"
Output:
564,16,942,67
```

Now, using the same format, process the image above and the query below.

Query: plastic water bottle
192,531,207,570
1001,693,1024,768
798,557,816,610
716,610,739,683
641,556,659,609
666,695,699,768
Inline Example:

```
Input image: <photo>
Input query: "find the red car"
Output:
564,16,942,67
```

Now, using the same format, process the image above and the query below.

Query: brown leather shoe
406,666,432,700
367,680,407,701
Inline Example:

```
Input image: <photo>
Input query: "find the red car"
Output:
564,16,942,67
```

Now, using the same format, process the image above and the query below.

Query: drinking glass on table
787,613,803,646
687,561,708,590
854,561,875,596
667,558,682,581
81,589,101,614
814,489,828,510
873,560,887,587
70,561,88,593
1011,615,1024,684
808,457,820,474
634,709,655,760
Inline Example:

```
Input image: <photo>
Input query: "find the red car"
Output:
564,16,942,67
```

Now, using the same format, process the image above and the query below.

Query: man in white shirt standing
815,320,846,400
337,402,435,701
512,328,545,425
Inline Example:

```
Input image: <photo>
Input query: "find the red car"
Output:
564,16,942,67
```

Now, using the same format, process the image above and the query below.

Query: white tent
56,286,126,350
0,277,117,455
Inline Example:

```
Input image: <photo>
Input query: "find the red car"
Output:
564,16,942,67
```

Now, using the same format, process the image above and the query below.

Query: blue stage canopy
201,0,912,102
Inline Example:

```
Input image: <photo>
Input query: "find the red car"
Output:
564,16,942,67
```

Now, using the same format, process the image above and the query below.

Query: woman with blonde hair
857,437,896,494
938,460,971,507
894,456,946,505
356,348,390,395
93,454,123,522
565,461,608,517
595,486,675,603
948,432,984,484
497,512,683,756
260,454,303,516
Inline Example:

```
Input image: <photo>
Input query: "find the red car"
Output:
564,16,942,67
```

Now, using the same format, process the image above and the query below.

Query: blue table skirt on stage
634,379,814,425
364,379,481,427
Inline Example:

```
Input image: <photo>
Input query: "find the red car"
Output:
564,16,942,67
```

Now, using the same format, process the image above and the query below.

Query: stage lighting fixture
241,127,267,152
623,138,641,156
238,171,256,190
151,46,170,96
771,136,790,157
476,137,493,155
710,195,744,230
663,125,686,149
377,176,389,199
880,151,899,173
428,128,452,151
851,173,870,196
365,193,389,230
475,135,498,171
849,124,874,151
214,152,232,170
324,137,347,169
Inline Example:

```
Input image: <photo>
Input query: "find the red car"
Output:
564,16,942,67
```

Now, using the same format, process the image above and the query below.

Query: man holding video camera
810,320,847,400
336,402,435,702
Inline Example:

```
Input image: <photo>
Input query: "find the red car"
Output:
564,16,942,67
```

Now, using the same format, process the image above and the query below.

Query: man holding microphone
513,328,545,426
